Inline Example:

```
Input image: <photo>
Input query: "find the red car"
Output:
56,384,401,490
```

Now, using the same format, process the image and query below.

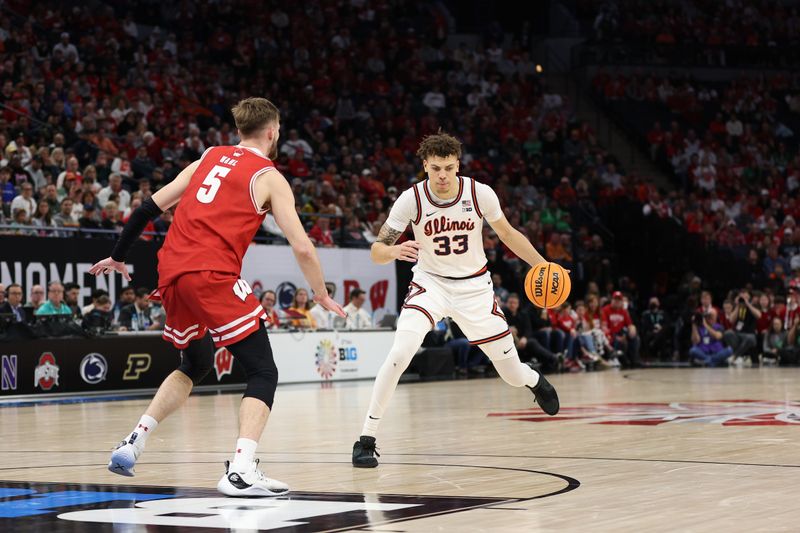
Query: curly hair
416,131,462,160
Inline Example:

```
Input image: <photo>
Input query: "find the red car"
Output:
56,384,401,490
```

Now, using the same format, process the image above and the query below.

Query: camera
693,312,704,325
737,297,745,305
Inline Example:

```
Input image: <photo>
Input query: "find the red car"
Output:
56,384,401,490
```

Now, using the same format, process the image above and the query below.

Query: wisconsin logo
489,400,800,426
214,347,233,381
34,352,60,391
315,339,338,379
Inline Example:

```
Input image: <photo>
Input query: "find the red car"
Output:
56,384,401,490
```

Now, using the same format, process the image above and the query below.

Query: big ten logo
338,345,358,362
123,353,152,381
342,280,389,310
214,347,234,381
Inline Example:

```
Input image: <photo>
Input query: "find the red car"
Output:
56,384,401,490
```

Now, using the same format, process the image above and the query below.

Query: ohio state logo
34,352,60,391
489,400,800,426
214,347,233,381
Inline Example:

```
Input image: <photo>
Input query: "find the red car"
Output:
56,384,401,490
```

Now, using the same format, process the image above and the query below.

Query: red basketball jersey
157,145,274,287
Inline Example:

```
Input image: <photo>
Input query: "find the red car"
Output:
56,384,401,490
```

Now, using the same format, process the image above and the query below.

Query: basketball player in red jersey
90,98,345,496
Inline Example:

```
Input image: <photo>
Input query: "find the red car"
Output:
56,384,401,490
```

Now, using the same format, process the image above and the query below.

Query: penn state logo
275,281,297,309
80,353,108,384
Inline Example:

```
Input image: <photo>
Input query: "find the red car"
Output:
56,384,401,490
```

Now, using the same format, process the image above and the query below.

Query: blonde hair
231,97,280,137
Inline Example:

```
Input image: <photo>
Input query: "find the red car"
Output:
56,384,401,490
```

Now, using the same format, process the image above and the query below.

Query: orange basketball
524,262,571,308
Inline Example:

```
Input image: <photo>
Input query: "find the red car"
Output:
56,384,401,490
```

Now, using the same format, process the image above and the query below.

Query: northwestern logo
80,353,108,384
214,347,233,381
275,281,297,309
34,352,60,391
1,354,17,391
315,339,338,379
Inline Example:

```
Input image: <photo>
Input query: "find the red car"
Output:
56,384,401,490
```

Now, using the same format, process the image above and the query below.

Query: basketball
524,262,571,308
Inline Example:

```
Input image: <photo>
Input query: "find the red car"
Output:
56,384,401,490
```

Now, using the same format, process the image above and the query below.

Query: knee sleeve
177,332,215,385
384,329,423,371
492,355,539,388
227,323,279,409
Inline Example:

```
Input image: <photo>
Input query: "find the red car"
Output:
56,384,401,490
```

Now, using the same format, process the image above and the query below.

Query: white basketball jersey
385,176,503,279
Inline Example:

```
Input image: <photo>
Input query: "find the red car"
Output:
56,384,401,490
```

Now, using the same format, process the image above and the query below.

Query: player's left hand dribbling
89,257,131,281
314,294,347,318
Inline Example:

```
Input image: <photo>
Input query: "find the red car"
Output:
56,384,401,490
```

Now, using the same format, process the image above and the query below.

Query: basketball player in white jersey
352,132,560,467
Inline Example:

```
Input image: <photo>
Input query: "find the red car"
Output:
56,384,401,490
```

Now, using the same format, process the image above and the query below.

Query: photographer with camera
689,308,732,366
722,289,760,366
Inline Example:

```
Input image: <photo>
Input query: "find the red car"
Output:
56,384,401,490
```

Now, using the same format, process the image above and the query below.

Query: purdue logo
123,354,152,381
534,267,545,298
551,272,560,295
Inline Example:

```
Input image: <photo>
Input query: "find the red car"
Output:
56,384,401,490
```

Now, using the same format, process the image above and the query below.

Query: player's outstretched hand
314,293,347,318
393,240,420,262
89,257,131,281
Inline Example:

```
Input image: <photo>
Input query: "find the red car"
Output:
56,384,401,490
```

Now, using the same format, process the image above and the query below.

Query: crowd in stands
6,1,795,370
582,0,800,67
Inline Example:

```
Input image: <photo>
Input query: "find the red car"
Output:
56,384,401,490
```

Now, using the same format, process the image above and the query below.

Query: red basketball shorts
151,271,266,348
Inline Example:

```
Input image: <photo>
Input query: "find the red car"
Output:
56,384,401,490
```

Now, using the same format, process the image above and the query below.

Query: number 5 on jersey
196,165,232,203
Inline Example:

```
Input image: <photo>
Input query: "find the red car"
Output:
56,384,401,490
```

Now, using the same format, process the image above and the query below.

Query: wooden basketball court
0,368,797,531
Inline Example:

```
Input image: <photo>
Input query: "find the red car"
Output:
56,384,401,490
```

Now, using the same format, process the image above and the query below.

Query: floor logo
214,347,233,381
34,352,59,391
123,354,151,381
1,354,17,391
80,353,108,385
489,400,800,426
315,339,338,379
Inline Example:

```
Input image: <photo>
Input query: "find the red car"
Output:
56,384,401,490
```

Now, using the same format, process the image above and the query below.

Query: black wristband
111,198,163,262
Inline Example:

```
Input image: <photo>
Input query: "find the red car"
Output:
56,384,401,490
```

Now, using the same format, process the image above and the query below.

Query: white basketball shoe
108,439,141,477
217,459,289,497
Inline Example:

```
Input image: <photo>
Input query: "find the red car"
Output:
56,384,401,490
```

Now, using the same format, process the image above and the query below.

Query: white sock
231,438,258,471
361,330,425,437
127,415,158,449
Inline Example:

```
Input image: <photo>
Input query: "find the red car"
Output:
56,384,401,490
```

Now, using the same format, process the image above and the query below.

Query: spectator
335,288,372,329
98,174,131,211
601,291,641,368
10,183,36,218
53,198,79,236
503,293,561,373
113,286,136,323
492,273,510,303
118,287,162,331
31,199,57,236
531,305,566,355
79,204,102,232
722,289,760,366
762,317,788,365
0,284,25,322
259,290,281,330
309,216,335,247
82,295,113,332
53,32,79,62
689,309,732,367
342,216,369,247
82,289,110,316
287,288,317,329
34,282,72,316
63,282,81,318
101,201,125,232
641,296,671,360
280,129,313,159
27,284,46,310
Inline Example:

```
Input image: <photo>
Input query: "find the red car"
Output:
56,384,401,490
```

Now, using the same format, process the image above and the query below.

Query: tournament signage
241,244,398,321
0,235,159,308
0,330,393,398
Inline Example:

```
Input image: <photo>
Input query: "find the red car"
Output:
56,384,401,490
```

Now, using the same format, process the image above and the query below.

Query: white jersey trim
249,167,275,214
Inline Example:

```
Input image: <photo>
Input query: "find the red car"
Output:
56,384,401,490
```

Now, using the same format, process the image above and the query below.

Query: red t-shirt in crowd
601,304,632,337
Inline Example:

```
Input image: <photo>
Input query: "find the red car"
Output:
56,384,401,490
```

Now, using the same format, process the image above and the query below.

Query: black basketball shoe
528,374,560,415
352,436,380,468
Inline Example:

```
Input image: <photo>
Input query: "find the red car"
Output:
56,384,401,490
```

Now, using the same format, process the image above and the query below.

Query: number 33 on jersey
385,176,503,278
